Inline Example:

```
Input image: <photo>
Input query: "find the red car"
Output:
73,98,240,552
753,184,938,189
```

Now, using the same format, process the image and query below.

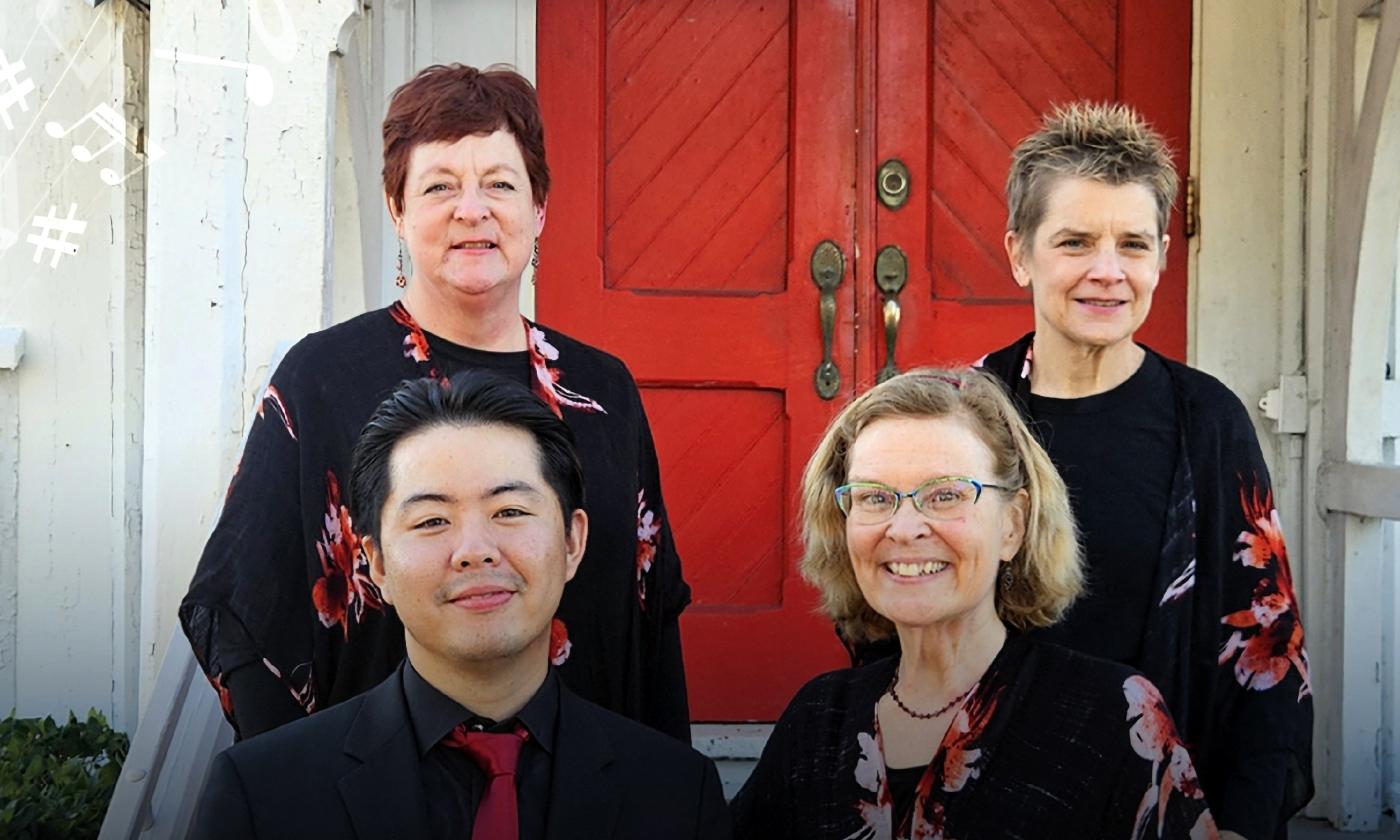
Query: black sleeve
695,757,736,840
1209,398,1313,837
226,661,305,739
629,369,693,740
191,750,259,840
179,359,315,738
730,703,800,840
649,614,693,742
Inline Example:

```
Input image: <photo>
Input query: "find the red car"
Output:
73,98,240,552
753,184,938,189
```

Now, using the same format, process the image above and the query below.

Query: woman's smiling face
844,414,1026,636
1006,176,1168,354
392,129,545,303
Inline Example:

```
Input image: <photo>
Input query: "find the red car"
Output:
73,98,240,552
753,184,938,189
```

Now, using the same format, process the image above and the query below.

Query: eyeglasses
834,477,1016,525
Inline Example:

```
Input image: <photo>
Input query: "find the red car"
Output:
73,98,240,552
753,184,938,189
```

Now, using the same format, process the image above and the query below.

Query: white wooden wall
0,0,147,731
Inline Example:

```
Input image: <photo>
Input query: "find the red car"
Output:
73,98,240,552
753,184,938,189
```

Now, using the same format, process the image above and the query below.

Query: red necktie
442,723,530,840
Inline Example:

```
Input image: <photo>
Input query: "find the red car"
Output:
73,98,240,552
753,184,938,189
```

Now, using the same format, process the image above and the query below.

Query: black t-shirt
1026,352,1177,667
887,763,925,835
426,333,532,386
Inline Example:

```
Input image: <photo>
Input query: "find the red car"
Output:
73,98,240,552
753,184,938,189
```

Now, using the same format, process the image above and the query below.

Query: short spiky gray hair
1005,101,1178,241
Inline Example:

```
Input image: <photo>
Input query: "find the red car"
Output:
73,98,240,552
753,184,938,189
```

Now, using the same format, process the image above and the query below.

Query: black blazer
192,667,732,839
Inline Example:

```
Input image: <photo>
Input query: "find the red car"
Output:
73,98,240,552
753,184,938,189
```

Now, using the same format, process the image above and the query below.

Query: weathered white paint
140,0,360,712
1191,0,1310,578
0,0,147,728
1309,0,1400,828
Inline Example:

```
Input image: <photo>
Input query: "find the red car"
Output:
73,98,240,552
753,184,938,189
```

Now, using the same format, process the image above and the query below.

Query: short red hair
381,64,550,217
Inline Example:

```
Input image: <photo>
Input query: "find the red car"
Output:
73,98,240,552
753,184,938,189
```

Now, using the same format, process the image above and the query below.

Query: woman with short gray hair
983,101,1312,838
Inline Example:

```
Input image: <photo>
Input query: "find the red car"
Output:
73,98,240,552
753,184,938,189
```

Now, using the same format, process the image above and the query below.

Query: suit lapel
336,668,431,840
545,687,621,840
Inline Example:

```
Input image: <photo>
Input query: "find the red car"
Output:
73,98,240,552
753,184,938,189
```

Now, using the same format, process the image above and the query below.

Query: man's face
365,423,586,675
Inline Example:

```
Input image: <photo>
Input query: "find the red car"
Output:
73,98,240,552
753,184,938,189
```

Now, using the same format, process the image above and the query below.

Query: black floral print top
731,634,1218,839
981,334,1313,839
180,303,692,741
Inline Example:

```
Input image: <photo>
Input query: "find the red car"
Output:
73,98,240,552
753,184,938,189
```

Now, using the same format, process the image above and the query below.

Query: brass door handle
875,245,907,383
810,240,844,400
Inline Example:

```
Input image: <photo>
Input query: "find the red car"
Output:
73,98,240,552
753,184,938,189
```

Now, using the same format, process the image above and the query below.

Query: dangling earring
1000,562,1014,592
530,239,541,285
395,241,406,288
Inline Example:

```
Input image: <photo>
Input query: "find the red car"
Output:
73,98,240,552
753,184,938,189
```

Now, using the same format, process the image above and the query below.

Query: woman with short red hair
181,64,694,743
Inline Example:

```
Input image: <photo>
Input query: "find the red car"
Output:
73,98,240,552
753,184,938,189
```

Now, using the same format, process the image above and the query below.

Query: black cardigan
732,634,1217,838
982,333,1313,838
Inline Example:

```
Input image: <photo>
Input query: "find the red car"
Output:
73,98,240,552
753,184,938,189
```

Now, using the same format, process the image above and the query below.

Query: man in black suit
191,371,731,839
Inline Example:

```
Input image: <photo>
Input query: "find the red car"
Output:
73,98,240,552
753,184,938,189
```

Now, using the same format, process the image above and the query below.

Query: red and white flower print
636,489,661,608
263,657,317,715
311,470,382,638
389,302,432,364
847,686,997,840
1124,675,1217,840
208,672,235,720
845,731,893,840
937,685,995,793
257,384,297,440
526,324,606,418
1159,559,1196,605
1219,482,1312,700
550,617,572,666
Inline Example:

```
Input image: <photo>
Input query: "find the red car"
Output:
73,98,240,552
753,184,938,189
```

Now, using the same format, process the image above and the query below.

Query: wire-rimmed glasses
834,476,1015,525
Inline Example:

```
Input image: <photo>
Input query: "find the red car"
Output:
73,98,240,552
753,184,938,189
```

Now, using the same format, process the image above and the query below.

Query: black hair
348,370,584,543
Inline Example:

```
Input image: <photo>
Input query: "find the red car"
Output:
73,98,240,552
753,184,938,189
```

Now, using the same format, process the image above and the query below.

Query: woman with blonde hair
731,369,1215,839
983,102,1311,838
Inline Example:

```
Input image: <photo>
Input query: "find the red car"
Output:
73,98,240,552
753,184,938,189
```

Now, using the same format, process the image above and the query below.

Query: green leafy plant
0,709,130,840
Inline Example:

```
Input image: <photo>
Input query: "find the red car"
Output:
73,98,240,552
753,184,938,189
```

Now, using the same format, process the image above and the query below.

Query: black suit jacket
192,667,732,839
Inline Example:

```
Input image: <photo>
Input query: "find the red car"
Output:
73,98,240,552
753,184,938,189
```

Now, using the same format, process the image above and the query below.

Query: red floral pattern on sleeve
263,658,317,715
389,302,433,366
257,384,297,440
847,684,1000,840
311,470,382,638
1124,675,1217,839
549,617,572,666
635,489,661,609
526,323,607,417
1218,482,1312,700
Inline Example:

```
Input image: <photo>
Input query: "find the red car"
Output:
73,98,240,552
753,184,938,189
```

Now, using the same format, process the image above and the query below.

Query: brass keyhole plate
877,159,911,210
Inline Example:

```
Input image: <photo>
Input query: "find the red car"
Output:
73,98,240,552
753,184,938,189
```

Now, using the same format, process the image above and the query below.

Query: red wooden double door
538,0,1190,721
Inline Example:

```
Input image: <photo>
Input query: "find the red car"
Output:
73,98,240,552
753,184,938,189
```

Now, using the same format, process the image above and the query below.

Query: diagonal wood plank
606,2,788,213
610,98,787,290
606,23,787,229
607,0,746,161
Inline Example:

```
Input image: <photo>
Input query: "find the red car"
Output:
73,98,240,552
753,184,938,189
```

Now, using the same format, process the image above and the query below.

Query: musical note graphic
153,48,274,107
0,50,35,131
44,103,166,186
250,0,298,63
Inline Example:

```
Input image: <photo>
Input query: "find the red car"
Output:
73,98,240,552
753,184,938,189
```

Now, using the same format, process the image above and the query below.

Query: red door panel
539,0,857,721
539,0,1191,721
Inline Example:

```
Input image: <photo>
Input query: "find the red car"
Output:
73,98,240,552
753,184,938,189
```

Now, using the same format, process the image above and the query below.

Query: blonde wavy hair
799,368,1082,644
1005,101,1178,241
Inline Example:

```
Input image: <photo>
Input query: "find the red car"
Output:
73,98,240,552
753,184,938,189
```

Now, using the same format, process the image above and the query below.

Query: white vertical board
0,0,145,724
141,0,360,712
